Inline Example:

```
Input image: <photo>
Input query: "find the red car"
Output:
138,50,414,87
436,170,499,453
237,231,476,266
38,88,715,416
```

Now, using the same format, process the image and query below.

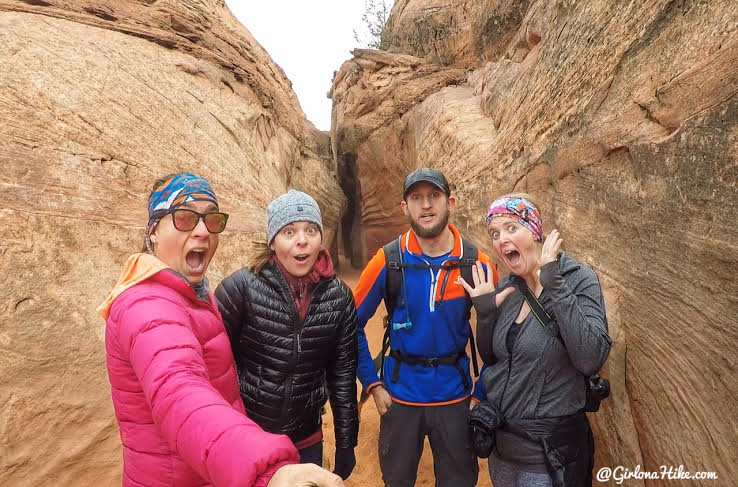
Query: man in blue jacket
353,168,497,487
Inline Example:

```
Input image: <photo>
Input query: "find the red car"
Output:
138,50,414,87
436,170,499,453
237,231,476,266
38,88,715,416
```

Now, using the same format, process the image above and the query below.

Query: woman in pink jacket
98,173,343,487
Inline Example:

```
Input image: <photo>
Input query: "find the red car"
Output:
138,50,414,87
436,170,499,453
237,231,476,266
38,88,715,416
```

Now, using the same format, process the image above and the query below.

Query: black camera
584,374,610,412
468,400,505,458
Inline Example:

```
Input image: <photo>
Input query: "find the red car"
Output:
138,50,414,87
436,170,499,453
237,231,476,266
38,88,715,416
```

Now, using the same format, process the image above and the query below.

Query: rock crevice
331,0,738,482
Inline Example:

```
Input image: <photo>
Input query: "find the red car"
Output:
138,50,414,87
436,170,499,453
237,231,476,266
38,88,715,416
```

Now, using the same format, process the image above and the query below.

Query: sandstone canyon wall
332,0,737,484
0,1,344,485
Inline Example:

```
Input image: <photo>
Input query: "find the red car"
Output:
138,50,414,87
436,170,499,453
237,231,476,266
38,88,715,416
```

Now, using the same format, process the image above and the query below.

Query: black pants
378,398,478,487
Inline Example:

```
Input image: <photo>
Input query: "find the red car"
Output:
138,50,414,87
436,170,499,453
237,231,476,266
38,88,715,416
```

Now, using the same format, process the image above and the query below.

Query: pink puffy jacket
104,268,298,486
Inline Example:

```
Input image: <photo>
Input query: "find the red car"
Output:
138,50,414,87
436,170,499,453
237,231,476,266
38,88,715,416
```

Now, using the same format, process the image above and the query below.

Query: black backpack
371,236,482,385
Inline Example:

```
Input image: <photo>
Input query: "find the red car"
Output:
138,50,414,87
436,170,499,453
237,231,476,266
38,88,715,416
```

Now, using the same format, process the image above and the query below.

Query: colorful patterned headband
485,196,543,242
146,173,218,232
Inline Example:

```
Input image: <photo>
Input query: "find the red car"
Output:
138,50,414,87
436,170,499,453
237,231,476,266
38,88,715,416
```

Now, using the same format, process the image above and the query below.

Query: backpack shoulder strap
382,237,403,319
372,237,404,380
459,239,480,377
459,239,479,297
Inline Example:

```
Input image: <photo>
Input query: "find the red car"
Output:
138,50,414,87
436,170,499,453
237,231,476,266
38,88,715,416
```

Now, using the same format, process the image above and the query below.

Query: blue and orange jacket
353,225,497,405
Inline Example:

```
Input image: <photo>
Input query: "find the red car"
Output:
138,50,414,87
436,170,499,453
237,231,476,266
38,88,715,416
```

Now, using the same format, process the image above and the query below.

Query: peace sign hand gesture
459,261,514,307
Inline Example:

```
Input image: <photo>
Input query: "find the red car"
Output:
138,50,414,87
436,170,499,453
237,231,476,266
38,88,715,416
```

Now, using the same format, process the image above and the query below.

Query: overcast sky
224,0,369,131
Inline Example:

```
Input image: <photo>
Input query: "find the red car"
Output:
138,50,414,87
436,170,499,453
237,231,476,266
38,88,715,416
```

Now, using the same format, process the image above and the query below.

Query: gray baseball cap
402,168,451,199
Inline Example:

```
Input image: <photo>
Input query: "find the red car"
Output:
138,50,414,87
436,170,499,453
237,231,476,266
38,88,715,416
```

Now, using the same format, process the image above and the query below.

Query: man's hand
267,463,344,487
459,261,515,307
370,385,392,415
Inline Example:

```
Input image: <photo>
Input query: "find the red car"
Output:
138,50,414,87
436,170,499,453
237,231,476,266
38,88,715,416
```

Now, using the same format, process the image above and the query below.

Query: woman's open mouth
185,249,207,273
503,249,521,266
294,253,310,264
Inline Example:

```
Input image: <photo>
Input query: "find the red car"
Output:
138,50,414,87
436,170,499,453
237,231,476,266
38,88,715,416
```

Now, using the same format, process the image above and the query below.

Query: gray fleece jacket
473,252,611,464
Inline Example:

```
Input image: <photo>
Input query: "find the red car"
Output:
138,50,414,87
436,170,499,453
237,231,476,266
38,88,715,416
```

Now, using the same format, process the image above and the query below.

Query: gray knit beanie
266,189,323,244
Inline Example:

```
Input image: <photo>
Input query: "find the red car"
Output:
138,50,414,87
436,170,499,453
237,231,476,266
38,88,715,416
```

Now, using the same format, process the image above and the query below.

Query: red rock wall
332,0,738,484
0,1,343,485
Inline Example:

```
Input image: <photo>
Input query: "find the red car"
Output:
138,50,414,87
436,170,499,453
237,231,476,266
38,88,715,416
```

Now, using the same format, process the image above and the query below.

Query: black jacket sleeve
472,292,500,366
326,280,359,449
214,269,249,363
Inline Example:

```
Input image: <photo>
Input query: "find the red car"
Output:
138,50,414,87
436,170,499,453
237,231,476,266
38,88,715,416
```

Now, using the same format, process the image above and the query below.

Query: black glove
333,446,356,480
468,400,504,458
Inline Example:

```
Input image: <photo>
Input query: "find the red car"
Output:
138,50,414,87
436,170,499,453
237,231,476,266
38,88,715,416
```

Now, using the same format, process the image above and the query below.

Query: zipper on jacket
437,257,459,307
426,257,459,312
274,268,331,422
275,270,300,422
497,307,527,411
420,257,437,312
282,332,298,420
498,353,513,411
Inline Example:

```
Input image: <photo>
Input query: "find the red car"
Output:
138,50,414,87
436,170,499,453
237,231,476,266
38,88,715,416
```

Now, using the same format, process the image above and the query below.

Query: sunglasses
166,208,229,233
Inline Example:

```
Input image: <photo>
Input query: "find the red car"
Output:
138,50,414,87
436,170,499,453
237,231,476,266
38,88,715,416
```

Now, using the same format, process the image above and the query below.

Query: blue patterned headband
146,173,218,232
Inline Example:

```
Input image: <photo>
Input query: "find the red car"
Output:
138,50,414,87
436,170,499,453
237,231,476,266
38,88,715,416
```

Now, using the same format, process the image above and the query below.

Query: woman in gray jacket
460,194,611,487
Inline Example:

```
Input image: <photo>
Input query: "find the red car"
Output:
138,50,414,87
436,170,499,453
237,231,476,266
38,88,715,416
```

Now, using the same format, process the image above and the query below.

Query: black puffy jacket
215,261,359,449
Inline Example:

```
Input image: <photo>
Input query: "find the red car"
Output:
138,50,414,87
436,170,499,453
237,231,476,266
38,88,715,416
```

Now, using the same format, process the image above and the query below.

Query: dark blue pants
299,441,324,466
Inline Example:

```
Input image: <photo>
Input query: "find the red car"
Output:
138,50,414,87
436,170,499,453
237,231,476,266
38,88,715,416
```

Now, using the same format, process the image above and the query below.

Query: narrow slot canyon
1,0,736,486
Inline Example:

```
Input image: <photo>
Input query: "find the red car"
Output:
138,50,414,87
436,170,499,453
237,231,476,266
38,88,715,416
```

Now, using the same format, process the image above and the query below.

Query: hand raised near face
540,229,563,267
459,261,514,307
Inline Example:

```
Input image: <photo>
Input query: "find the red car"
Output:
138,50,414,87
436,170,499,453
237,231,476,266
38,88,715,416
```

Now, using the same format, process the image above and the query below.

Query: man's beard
408,208,450,239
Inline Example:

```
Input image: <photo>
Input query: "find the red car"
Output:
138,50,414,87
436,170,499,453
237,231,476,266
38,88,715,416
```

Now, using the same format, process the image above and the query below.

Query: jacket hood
308,248,334,281
96,253,169,320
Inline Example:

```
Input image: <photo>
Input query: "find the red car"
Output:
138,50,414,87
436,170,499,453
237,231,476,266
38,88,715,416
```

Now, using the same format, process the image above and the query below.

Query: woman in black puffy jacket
215,190,359,481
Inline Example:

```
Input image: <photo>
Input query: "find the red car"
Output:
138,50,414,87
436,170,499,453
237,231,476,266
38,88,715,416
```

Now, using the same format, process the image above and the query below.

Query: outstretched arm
115,294,298,487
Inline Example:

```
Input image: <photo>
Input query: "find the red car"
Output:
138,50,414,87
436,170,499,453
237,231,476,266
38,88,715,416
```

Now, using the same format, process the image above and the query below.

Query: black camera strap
520,279,610,412
519,283,565,347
